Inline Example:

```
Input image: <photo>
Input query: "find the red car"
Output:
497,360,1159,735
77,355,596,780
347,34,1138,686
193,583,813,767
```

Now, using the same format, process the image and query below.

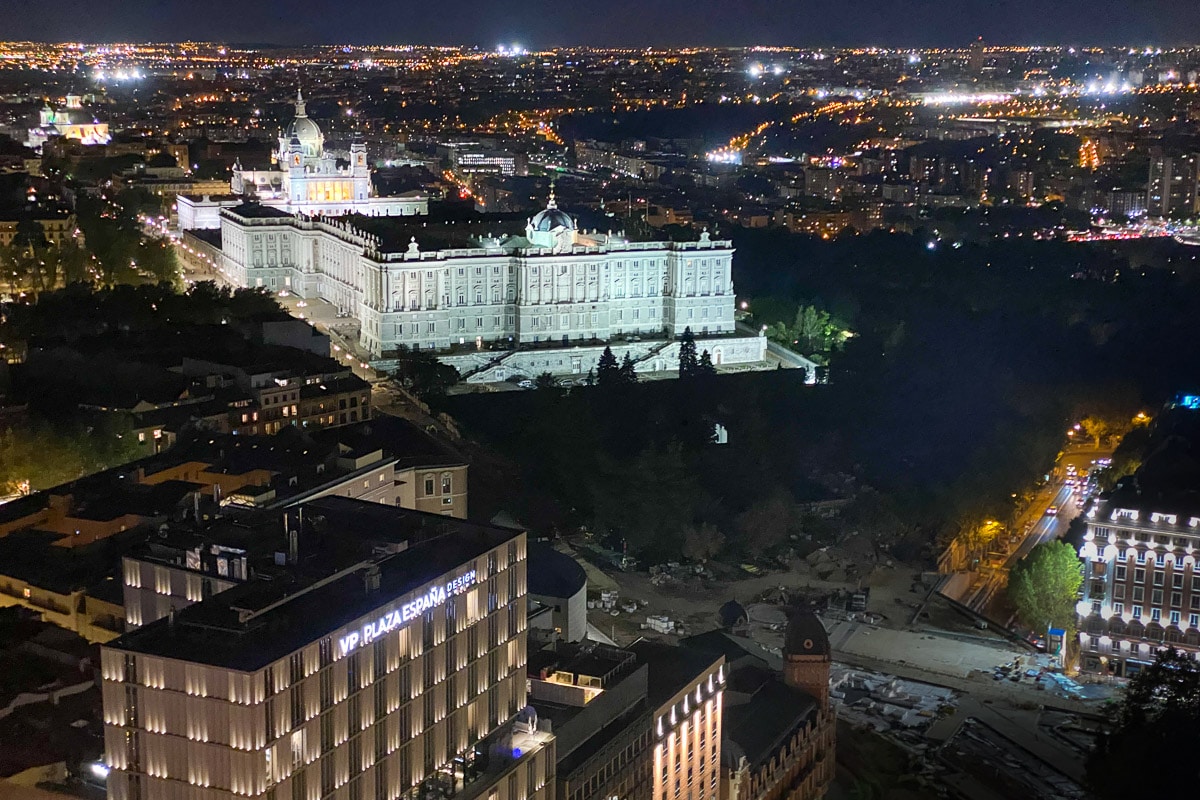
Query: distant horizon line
1,39,1198,51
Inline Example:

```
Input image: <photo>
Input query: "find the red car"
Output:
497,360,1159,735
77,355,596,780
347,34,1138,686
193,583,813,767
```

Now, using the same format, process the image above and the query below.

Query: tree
1079,415,1112,448
0,417,141,494
841,490,904,550
534,372,559,390
391,347,460,400
697,350,716,377
618,353,639,385
596,346,620,387
135,238,180,286
1086,648,1200,798
733,489,799,554
590,443,701,558
794,304,833,353
1007,540,1082,635
678,326,698,377
682,522,725,562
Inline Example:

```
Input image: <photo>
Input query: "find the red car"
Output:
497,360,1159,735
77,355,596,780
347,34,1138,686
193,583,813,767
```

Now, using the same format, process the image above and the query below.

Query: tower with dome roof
525,183,577,250
277,89,325,164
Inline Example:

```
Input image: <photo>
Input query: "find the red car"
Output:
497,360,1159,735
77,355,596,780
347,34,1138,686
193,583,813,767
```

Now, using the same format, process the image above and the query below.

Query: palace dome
529,185,573,232
530,206,574,232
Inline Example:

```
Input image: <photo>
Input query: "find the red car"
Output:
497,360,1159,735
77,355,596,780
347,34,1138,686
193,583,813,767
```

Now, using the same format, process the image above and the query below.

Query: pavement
828,620,1021,679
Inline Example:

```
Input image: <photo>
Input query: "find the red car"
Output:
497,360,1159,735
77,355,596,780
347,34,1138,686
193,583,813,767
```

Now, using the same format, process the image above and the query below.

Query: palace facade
199,191,767,380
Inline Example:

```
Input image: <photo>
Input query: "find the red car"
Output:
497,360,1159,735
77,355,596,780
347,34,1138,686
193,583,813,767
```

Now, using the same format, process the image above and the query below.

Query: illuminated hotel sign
339,569,477,655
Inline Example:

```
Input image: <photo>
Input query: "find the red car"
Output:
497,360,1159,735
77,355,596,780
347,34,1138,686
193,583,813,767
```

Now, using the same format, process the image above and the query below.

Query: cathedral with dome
176,90,426,229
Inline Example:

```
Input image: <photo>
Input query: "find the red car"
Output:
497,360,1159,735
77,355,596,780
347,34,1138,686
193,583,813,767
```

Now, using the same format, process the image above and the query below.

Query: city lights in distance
706,148,742,164
94,69,143,81
923,92,1012,105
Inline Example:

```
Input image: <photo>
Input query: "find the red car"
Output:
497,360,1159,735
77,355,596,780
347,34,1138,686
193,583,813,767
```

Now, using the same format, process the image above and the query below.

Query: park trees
533,372,559,390
596,346,620,386
1007,540,1082,635
1086,648,1200,798
0,417,141,495
678,326,699,377
618,353,639,385
390,346,460,400
764,304,842,355
681,522,725,563
733,488,801,555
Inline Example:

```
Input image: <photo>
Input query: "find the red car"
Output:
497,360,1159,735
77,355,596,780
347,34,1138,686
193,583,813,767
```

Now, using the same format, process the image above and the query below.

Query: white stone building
176,90,427,230
205,189,766,379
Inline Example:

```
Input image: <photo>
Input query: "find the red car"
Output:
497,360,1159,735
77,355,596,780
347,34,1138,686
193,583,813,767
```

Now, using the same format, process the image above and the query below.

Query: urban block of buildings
0,416,469,644
99,491,835,800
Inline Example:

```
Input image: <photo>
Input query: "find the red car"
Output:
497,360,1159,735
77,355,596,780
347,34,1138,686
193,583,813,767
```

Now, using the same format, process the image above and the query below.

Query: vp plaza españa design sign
339,570,477,655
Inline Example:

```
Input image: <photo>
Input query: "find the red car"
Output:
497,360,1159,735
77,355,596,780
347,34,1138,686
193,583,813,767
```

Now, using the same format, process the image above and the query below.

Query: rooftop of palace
218,201,733,260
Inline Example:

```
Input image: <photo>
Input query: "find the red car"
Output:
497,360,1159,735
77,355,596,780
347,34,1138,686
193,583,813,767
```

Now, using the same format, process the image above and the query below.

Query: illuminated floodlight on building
705,149,742,165
923,92,1012,105
907,53,921,64
748,63,763,78
772,65,784,76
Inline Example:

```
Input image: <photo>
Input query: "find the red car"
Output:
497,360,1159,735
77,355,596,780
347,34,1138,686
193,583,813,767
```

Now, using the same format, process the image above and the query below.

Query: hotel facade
100,505,552,800
1078,496,1200,675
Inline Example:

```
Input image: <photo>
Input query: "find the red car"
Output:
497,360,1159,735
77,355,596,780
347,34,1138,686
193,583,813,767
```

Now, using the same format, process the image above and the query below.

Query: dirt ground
586,555,1002,646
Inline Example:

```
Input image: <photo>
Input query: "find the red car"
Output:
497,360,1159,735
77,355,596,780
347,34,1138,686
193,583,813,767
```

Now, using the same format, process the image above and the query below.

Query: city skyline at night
0,0,1197,48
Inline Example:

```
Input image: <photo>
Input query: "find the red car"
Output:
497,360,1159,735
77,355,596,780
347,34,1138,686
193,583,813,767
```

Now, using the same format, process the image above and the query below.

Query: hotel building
1079,492,1200,676
100,498,553,800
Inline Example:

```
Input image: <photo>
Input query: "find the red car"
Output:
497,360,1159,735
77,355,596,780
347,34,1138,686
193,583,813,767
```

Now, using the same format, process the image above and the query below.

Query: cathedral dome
282,89,323,157
284,115,322,148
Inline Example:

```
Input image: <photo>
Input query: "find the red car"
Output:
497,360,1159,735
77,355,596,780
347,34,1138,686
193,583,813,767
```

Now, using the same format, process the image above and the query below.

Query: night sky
1,0,1198,47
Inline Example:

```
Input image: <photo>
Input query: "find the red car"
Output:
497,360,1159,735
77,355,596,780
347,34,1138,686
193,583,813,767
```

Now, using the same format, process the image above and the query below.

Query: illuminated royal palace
99,498,554,800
